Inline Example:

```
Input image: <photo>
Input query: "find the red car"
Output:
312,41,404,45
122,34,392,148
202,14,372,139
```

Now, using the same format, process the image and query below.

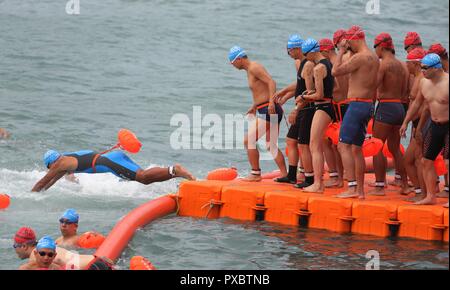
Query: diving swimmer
31,149,196,192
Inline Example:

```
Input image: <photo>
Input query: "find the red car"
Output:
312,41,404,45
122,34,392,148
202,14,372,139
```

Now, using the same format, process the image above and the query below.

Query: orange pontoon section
95,195,177,262
176,177,449,242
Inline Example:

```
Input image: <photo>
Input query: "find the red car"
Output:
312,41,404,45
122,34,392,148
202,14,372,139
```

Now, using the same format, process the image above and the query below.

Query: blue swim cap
36,236,56,251
302,38,320,54
287,34,304,49
60,209,79,223
43,150,61,168
228,46,247,63
422,53,443,69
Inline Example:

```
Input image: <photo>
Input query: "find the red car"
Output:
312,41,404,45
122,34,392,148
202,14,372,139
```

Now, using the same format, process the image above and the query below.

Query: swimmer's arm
32,168,66,192
276,82,296,99
295,59,301,71
303,62,315,92
332,52,363,77
44,171,68,190
416,104,430,134
304,65,326,101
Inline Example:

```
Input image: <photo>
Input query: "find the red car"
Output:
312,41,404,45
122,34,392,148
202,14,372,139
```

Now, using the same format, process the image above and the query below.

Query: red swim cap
345,26,365,41
14,227,37,244
319,39,334,52
428,43,447,57
407,47,427,62
404,32,422,48
333,29,346,46
374,33,395,50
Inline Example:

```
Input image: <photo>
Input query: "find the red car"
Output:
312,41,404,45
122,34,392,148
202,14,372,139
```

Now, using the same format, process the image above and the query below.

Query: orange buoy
207,168,238,181
367,119,374,135
325,122,340,145
130,256,156,270
78,232,106,249
434,155,448,176
0,193,10,209
362,138,384,157
382,143,406,159
118,129,142,154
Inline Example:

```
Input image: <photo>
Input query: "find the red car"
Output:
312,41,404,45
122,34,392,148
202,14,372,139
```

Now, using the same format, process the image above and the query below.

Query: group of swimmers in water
228,25,448,207
13,209,114,270
2,25,449,270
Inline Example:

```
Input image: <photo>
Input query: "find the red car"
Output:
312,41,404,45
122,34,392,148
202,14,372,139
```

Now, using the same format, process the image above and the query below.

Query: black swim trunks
315,102,337,123
256,102,284,124
422,120,449,160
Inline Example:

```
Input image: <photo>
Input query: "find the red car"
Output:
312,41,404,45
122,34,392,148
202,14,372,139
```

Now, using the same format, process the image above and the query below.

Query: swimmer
400,54,449,206
297,38,335,193
56,209,80,249
0,128,10,139
13,227,95,270
31,149,195,192
228,46,288,182
404,32,423,53
428,43,449,73
332,25,380,199
402,48,428,202
428,43,450,198
20,236,60,270
320,31,352,188
370,33,410,196
274,35,313,185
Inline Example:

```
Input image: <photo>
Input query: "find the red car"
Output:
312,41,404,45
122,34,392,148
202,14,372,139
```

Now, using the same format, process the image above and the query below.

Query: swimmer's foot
324,178,344,188
274,176,296,184
174,164,196,181
399,186,414,196
414,196,437,206
368,187,386,196
404,194,426,203
303,183,324,193
336,192,361,199
242,174,262,182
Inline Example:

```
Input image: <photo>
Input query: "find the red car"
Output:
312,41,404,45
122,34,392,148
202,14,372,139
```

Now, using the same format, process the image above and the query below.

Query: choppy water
0,0,448,270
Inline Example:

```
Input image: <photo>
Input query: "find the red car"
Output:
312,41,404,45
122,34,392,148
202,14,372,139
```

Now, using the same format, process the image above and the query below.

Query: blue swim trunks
339,101,374,147
374,102,405,126
256,102,284,124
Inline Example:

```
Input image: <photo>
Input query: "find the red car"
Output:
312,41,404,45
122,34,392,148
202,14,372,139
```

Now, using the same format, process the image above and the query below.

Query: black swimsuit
314,59,336,122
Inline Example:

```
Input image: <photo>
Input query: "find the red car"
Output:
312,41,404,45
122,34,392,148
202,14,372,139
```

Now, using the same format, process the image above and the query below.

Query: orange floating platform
175,176,449,243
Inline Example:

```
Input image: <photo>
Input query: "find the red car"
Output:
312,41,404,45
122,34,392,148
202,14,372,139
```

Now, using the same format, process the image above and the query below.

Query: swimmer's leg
136,164,196,185
242,117,267,182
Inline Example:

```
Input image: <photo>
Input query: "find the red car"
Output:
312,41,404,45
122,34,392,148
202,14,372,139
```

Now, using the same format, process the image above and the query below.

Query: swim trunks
256,102,284,124
64,150,141,181
374,100,406,126
315,102,337,122
333,101,349,122
339,101,374,146
422,120,449,160
297,105,316,145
